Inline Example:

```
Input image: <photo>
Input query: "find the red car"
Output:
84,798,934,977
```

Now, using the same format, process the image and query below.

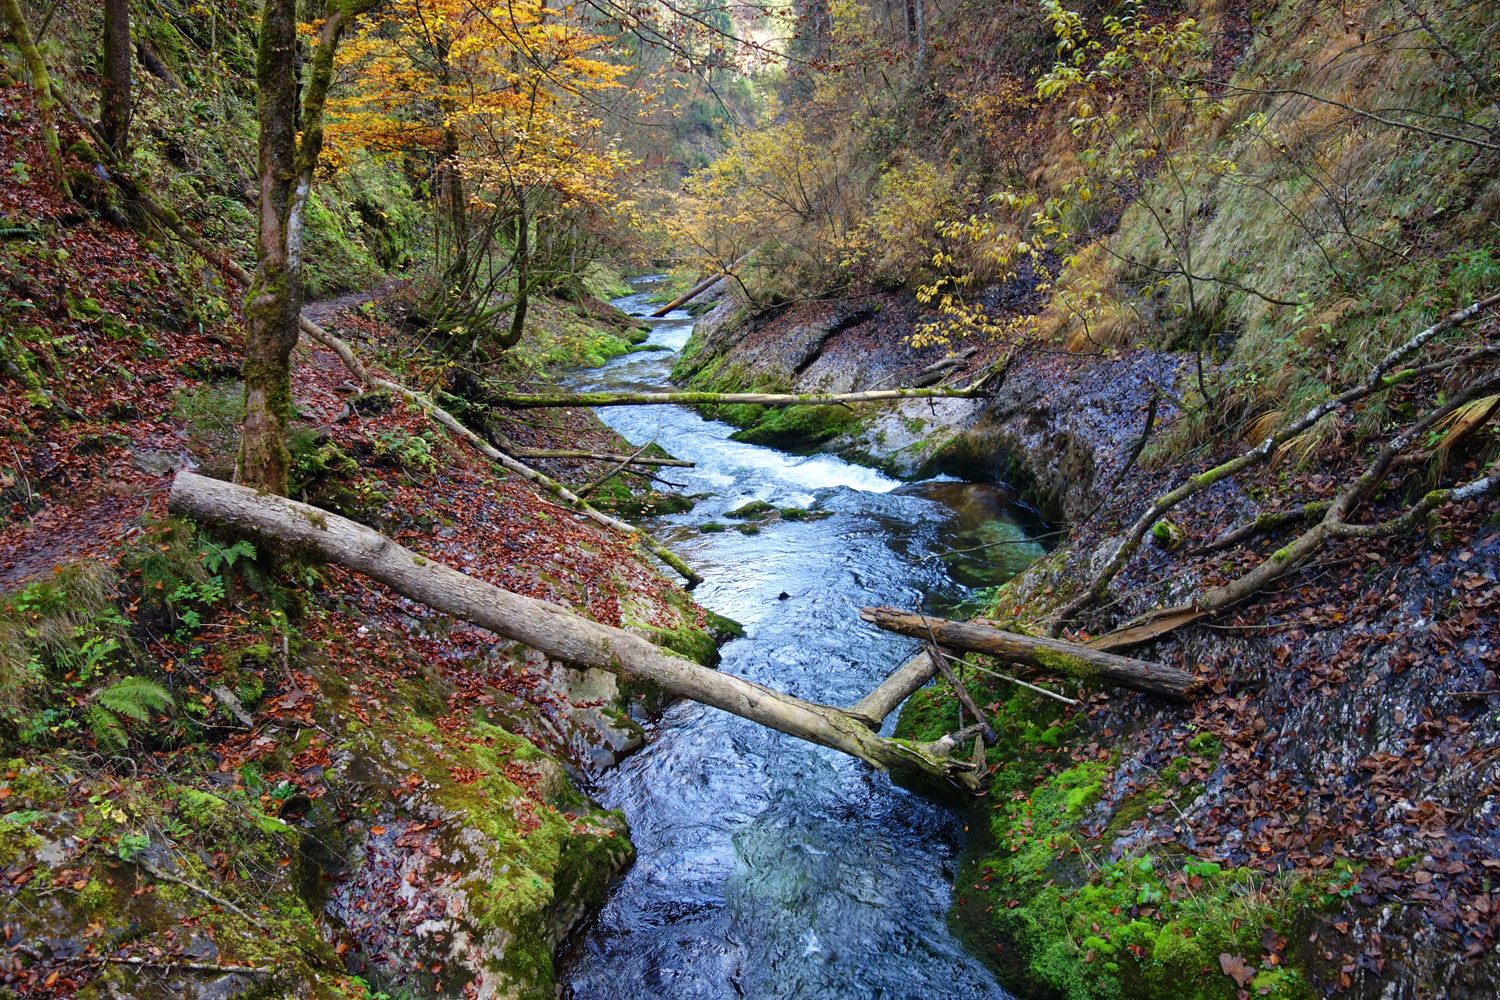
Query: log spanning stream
557,279,1046,999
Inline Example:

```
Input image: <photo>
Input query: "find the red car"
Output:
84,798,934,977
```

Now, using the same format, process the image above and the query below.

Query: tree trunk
913,0,927,77
859,607,1204,700
649,252,752,317
169,471,984,789
499,200,531,350
239,1,357,493
101,0,132,153
484,386,988,409
1,0,65,189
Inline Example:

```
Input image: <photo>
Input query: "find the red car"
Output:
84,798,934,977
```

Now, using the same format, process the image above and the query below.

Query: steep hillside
0,11,723,998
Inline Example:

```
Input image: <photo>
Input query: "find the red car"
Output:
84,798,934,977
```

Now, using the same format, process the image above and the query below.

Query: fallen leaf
1220,953,1255,987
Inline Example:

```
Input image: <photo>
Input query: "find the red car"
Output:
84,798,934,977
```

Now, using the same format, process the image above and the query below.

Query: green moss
901,670,1314,1000
726,500,775,520
728,404,859,451
1031,645,1101,681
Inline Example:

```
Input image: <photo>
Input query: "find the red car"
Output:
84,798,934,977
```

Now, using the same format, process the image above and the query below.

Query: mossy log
859,607,1204,701
170,472,984,789
505,449,694,467
484,387,988,409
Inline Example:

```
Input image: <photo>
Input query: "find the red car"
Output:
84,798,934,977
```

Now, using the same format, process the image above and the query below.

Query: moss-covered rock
896,672,1317,1000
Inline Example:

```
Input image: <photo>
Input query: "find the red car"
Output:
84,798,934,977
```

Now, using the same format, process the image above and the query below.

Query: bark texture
100,0,132,153
240,2,361,493
239,0,305,493
169,471,982,787
847,649,940,728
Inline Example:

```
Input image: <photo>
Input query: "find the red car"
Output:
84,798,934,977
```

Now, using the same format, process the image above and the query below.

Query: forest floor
0,86,725,1000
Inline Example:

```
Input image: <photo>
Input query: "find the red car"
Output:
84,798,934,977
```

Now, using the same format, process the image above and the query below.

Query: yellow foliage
325,0,630,208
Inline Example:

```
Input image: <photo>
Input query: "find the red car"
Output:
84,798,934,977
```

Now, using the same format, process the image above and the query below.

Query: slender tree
101,0,132,153
240,0,374,492
0,0,65,188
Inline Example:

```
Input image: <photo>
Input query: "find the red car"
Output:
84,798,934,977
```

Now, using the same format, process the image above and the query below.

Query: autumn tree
326,0,629,349
240,0,376,493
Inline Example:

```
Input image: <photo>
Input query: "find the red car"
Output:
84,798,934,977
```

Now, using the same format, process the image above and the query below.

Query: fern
88,677,174,750
96,676,174,722
85,703,129,751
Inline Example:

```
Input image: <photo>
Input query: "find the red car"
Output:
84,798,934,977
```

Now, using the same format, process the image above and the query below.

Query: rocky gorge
671,280,1500,1000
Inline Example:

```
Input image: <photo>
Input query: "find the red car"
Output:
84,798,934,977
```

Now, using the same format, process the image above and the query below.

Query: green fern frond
96,676,174,723
85,703,128,751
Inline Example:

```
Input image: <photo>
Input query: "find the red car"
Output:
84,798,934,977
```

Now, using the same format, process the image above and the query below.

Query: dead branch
483,387,989,409
1115,367,1500,637
847,649,941,728
1190,501,1331,555
64,956,272,975
930,646,1080,705
505,449,693,467
67,137,702,586
134,857,270,932
1054,294,1500,630
295,317,703,586
928,643,997,744
648,253,751,317
576,431,658,499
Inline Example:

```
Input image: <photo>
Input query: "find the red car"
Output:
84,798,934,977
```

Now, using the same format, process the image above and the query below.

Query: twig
63,955,273,975
633,467,689,489
931,646,1080,705
135,857,271,932
8,444,33,503
926,642,997,744
920,530,1063,562
576,425,658,499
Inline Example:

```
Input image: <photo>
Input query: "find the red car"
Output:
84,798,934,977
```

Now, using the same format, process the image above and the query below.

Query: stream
558,279,1046,999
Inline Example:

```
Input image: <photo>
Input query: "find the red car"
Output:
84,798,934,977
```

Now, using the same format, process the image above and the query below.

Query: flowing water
558,279,1045,999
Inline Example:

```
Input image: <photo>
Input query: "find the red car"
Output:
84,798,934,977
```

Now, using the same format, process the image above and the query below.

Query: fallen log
296,318,703,587
505,449,694,467
170,472,983,788
69,144,702,587
846,649,941,728
487,386,988,409
859,607,1204,701
648,253,751,318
